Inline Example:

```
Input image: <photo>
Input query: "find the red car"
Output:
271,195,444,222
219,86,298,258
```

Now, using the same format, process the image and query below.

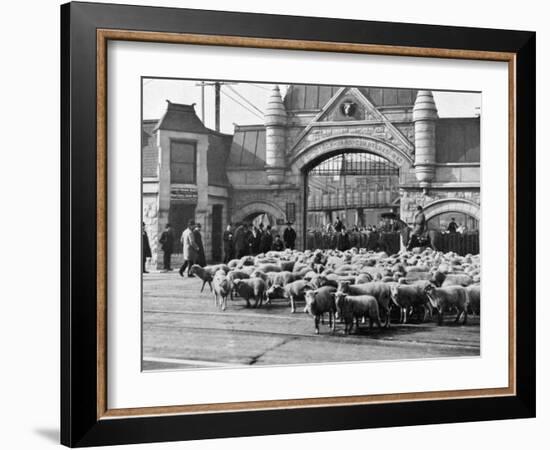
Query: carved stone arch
231,200,286,224
291,134,414,172
423,198,480,221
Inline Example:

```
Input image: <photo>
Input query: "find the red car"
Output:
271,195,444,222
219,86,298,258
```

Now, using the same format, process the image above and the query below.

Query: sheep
188,264,213,293
304,286,337,334
389,282,432,323
424,284,469,325
337,281,392,328
233,278,267,308
284,279,314,313
466,284,480,315
213,272,232,311
334,292,381,334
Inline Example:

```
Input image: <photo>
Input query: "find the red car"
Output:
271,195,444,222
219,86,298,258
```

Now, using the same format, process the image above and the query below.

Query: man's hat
286,221,293,225
188,219,196,226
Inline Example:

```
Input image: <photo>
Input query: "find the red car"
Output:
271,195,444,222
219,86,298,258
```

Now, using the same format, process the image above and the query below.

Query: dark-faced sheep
304,286,337,334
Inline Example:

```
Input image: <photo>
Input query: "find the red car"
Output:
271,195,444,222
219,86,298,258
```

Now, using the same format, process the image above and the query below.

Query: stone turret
265,85,287,184
413,90,438,189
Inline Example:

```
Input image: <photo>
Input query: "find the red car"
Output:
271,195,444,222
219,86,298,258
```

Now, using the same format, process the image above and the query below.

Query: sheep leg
454,309,460,323
437,309,444,325
384,307,391,328
200,280,206,293
208,281,213,293
290,296,296,313
462,307,468,325
221,295,226,311
314,316,320,334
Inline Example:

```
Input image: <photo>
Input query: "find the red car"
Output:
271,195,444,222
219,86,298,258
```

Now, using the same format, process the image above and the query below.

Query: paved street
142,271,480,371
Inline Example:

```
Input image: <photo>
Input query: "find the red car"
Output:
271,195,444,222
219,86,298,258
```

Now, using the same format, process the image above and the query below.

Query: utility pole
195,81,236,132
200,84,205,123
214,82,220,132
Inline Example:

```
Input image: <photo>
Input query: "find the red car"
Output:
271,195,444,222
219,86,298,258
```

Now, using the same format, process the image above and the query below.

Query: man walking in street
283,222,296,250
179,219,199,277
159,223,174,271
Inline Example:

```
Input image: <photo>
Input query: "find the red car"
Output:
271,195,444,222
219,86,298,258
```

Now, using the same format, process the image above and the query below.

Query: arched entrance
231,200,286,231
305,151,400,229
292,134,413,248
424,199,480,232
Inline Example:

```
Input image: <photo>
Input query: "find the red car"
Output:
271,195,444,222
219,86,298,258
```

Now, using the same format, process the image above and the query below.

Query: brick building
143,86,480,268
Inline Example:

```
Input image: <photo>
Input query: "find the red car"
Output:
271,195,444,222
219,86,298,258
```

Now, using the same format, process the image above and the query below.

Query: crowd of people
141,220,299,275
141,208,475,274
222,222,297,264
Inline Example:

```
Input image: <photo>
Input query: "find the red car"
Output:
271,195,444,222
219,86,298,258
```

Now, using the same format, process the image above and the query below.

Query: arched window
427,212,478,232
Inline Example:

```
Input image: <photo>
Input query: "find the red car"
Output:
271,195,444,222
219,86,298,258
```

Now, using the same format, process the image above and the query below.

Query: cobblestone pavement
142,271,480,371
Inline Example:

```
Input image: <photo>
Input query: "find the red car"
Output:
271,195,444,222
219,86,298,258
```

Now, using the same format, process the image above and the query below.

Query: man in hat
407,205,427,250
447,217,458,233
260,225,274,254
283,222,296,250
194,223,206,267
142,222,151,273
179,219,199,277
159,223,174,271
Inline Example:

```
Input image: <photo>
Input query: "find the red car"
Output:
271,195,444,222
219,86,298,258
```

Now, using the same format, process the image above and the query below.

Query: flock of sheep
188,247,481,335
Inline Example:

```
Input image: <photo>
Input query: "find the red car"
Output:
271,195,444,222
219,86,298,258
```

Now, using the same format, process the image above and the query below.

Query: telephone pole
195,81,236,132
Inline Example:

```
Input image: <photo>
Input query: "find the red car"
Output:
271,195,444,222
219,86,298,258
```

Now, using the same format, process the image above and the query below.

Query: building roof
142,120,158,178
154,101,210,133
208,133,232,187
228,125,266,169
436,117,480,163
283,85,418,111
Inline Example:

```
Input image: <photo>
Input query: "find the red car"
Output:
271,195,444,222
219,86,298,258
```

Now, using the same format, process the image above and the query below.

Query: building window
286,203,296,223
170,140,196,184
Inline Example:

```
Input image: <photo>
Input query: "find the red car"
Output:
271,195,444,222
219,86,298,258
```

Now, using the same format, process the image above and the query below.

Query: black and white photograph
141,79,481,370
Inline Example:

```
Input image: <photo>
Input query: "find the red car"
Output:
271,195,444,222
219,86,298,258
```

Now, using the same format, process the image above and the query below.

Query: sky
142,78,481,134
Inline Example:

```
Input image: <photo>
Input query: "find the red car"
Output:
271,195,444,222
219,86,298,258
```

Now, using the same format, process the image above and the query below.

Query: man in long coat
159,223,174,271
260,225,274,253
283,222,296,250
179,220,199,277
233,223,249,258
142,222,151,273
248,226,262,256
194,223,206,267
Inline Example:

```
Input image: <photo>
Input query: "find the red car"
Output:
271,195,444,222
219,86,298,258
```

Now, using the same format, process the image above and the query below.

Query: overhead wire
220,89,264,120
226,85,265,116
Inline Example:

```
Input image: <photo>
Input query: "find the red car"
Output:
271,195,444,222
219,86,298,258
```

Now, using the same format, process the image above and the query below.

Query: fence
305,230,479,256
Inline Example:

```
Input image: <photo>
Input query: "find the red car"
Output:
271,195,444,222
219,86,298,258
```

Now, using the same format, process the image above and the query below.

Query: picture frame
60,1,536,447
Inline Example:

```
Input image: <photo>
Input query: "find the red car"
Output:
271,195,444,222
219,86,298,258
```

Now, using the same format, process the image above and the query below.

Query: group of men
222,222,296,263
141,220,206,274
141,220,297,273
